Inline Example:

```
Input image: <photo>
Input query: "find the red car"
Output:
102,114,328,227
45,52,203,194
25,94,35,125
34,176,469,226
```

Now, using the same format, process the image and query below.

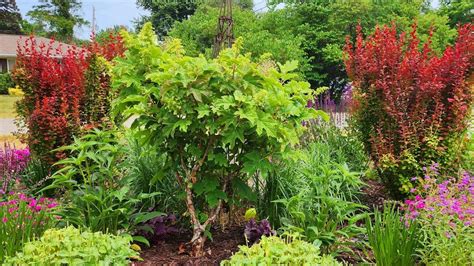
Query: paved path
0,118,17,135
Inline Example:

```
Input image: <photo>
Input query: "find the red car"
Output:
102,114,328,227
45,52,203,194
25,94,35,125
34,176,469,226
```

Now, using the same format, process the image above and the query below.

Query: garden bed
136,226,244,265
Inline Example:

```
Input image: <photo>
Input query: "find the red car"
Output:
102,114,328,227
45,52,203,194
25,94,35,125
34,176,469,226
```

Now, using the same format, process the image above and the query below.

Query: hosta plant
4,226,139,265
221,235,341,265
112,23,324,256
0,193,58,261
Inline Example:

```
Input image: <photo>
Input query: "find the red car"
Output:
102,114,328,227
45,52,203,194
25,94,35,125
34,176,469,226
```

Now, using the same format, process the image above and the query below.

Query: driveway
0,118,17,135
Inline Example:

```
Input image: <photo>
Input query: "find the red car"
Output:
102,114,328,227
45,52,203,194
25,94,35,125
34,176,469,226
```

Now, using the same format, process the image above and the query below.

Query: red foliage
13,37,88,164
89,31,125,61
344,23,473,195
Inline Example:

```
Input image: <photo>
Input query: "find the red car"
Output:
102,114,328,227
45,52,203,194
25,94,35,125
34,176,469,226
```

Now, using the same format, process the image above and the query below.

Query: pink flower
1,217,7,223
47,202,58,209
28,199,37,208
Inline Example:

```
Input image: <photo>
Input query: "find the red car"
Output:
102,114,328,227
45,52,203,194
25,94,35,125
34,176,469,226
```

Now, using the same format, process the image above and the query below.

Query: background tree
169,0,457,100
439,0,474,26
169,5,307,74
25,0,88,41
0,0,22,34
135,0,253,39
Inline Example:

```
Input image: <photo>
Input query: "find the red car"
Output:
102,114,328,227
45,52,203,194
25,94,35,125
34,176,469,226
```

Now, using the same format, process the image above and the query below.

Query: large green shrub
221,235,341,265
111,23,324,255
4,226,139,265
0,73,14,95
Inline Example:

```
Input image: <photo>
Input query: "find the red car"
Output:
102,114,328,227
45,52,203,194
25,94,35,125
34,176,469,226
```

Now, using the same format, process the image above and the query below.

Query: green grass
0,95,20,118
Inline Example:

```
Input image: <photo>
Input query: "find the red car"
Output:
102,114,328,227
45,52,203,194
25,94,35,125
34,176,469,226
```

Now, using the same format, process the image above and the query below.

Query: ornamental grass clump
0,193,58,261
404,164,473,265
0,144,30,195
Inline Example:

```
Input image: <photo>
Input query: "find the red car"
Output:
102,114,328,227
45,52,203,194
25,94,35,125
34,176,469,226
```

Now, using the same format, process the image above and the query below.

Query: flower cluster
404,164,473,228
0,193,59,260
0,144,30,195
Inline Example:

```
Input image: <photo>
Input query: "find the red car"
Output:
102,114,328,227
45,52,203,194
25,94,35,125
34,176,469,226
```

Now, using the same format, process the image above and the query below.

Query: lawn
0,95,20,119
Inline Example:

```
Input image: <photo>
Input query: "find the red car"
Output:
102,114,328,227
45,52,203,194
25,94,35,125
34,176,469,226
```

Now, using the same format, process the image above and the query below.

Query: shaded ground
134,226,245,266
360,179,389,211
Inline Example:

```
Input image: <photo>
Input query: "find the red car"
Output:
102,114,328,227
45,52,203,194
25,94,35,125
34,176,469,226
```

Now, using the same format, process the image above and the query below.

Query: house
0,34,74,73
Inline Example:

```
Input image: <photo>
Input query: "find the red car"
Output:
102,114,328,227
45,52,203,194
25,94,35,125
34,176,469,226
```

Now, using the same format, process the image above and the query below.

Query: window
0,59,7,73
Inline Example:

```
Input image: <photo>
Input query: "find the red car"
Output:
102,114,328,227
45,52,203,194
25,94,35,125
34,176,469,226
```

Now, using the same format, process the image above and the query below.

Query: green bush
366,204,420,266
4,226,139,265
44,129,162,244
0,73,14,95
257,142,367,255
111,23,325,255
221,235,341,265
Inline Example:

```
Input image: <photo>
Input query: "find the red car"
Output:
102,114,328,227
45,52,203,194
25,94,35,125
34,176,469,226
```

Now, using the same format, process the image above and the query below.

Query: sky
16,0,150,39
16,0,439,40
15,0,270,39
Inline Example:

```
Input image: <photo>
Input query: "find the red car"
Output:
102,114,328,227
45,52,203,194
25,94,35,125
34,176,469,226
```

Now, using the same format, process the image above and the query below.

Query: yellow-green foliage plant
7,86,24,97
221,235,342,265
111,23,326,256
4,226,139,265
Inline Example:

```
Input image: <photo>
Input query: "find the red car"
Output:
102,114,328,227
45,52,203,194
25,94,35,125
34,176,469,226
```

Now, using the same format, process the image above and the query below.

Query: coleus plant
111,23,325,256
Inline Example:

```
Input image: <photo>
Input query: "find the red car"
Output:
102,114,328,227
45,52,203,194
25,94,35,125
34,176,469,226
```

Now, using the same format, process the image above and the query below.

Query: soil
360,178,390,211
133,226,245,266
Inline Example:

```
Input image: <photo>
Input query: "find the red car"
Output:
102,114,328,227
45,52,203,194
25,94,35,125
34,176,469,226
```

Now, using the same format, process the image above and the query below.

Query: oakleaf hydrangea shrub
221,235,341,265
404,165,473,265
4,226,139,265
0,193,58,261
344,23,474,198
112,23,324,256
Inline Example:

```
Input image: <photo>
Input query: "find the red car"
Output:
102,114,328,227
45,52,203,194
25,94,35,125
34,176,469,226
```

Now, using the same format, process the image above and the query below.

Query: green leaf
206,190,227,208
134,211,165,224
193,177,219,196
132,236,150,247
196,104,211,118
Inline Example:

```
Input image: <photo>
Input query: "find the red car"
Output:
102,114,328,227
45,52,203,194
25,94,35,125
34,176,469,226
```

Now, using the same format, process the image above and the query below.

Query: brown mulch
360,179,389,211
133,226,245,266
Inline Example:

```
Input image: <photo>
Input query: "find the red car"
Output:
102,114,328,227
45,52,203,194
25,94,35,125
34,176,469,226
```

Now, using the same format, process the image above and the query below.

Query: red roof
0,34,77,57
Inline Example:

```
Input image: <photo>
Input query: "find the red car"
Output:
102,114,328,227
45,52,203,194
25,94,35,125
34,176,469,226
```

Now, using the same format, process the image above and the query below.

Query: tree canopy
25,0,88,41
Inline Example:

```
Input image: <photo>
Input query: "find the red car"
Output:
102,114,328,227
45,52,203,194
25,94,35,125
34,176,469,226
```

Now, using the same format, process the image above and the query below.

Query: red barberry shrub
344,23,473,198
13,37,88,165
